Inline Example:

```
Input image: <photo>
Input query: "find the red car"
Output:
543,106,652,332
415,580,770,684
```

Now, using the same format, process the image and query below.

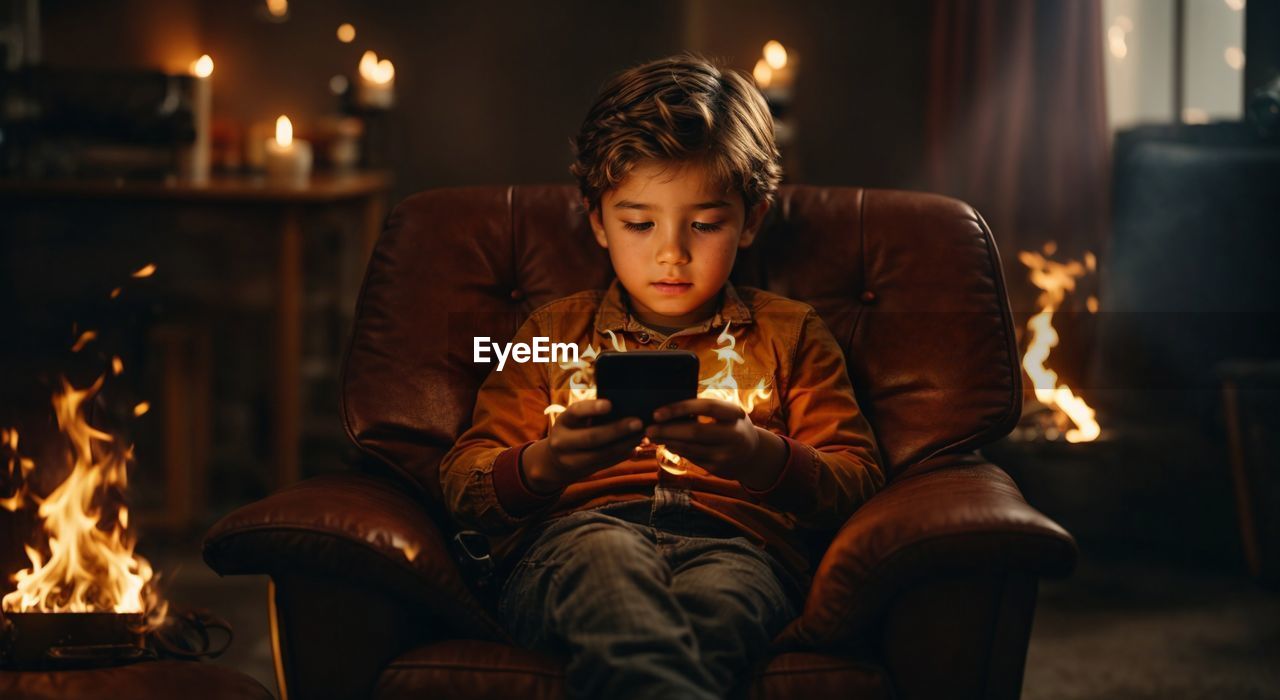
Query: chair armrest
778,453,1077,649
202,472,506,641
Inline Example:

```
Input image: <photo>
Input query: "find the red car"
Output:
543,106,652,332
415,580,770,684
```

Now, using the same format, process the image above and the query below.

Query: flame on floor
1019,247,1101,443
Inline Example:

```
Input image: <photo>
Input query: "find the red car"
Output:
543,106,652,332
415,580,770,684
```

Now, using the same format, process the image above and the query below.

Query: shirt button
637,331,651,344
668,341,679,349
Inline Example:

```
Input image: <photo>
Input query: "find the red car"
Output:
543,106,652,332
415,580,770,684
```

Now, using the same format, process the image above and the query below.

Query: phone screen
595,350,699,426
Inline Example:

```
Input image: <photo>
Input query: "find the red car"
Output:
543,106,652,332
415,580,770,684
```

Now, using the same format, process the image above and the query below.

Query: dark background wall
41,0,932,202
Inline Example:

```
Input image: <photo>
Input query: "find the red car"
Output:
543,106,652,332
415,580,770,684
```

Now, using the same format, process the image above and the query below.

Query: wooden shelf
0,171,392,204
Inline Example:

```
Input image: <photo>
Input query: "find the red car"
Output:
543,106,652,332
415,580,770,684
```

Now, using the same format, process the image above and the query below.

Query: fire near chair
203,185,1077,700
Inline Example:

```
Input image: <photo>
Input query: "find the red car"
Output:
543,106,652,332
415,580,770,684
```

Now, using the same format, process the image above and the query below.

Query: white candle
264,115,313,185
185,54,214,182
355,50,395,110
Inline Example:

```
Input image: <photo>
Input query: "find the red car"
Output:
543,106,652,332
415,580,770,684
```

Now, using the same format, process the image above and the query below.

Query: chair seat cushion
373,639,891,699
0,660,273,700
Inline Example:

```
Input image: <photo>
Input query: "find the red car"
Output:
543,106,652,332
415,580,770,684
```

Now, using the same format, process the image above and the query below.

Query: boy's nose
654,228,691,265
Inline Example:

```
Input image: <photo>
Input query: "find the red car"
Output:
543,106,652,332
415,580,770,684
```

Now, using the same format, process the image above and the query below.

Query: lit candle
185,54,214,182
755,40,796,99
355,50,395,109
763,41,791,87
264,115,313,185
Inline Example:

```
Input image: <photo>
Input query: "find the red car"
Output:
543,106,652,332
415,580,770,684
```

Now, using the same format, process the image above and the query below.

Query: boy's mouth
651,280,693,295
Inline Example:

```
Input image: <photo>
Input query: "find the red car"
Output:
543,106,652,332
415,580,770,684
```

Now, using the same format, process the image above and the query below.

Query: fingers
645,420,736,445
552,400,643,454
556,399,613,429
586,433,647,469
555,418,643,453
555,425,645,478
653,398,745,424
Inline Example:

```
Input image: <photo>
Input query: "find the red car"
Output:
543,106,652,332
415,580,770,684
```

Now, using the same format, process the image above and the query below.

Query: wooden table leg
153,322,212,533
276,206,303,488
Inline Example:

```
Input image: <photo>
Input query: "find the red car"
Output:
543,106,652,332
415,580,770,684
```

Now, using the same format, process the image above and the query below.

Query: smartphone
595,350,700,426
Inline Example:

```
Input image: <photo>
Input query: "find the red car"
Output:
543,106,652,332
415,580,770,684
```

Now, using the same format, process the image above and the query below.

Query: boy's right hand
521,399,644,495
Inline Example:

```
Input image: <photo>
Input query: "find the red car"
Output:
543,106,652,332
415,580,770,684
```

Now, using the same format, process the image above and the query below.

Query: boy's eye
620,221,723,232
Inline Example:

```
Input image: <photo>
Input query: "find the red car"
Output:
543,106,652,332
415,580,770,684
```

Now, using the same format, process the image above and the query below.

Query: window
1103,0,1246,130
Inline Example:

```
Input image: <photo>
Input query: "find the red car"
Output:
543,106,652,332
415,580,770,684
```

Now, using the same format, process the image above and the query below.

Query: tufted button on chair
204,185,1076,700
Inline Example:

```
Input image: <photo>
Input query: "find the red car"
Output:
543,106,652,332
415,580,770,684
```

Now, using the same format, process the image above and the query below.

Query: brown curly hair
569,53,782,214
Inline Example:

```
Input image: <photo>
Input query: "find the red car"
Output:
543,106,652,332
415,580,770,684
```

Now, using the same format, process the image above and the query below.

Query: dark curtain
926,0,1109,314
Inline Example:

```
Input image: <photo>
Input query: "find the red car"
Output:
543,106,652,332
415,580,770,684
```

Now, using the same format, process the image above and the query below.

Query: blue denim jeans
497,486,804,699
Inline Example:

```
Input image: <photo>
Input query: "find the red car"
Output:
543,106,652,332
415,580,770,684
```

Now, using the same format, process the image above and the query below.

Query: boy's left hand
645,398,785,487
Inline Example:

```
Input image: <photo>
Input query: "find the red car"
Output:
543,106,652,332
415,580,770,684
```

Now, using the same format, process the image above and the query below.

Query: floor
150,533,1280,700
153,544,275,695
1024,553,1280,699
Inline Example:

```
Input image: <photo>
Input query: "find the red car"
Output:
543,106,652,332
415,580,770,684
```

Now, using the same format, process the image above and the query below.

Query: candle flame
359,50,395,84
275,115,294,147
191,54,214,78
753,59,773,88
376,59,395,83
763,40,788,70
132,263,156,278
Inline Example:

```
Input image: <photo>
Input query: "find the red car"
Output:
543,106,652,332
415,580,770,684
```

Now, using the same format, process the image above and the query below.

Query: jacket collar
593,278,754,335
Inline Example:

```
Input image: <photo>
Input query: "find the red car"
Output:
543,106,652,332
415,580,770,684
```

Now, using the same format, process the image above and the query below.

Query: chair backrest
342,185,1021,503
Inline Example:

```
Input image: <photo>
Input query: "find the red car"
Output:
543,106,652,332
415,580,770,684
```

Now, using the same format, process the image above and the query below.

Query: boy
440,53,883,699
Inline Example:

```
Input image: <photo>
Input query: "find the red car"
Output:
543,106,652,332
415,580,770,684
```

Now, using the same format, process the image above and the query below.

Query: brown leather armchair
204,185,1077,699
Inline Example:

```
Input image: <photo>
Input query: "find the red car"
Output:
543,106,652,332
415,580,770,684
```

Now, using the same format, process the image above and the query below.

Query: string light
1224,46,1245,71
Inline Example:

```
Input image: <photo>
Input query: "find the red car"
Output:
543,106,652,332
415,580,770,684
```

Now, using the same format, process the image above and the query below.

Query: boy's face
587,160,769,328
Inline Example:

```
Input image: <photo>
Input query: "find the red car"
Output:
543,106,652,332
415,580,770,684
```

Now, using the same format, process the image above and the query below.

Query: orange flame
1,428,36,511
274,115,294,148
697,322,771,415
1,377,166,626
1019,248,1101,443
190,54,213,78
70,330,97,353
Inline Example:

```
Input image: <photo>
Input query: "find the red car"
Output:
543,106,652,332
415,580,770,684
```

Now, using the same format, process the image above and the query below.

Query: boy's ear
737,200,771,249
586,198,608,248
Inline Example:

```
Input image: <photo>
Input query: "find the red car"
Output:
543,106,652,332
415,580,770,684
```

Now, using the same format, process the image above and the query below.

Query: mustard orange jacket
439,279,885,590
